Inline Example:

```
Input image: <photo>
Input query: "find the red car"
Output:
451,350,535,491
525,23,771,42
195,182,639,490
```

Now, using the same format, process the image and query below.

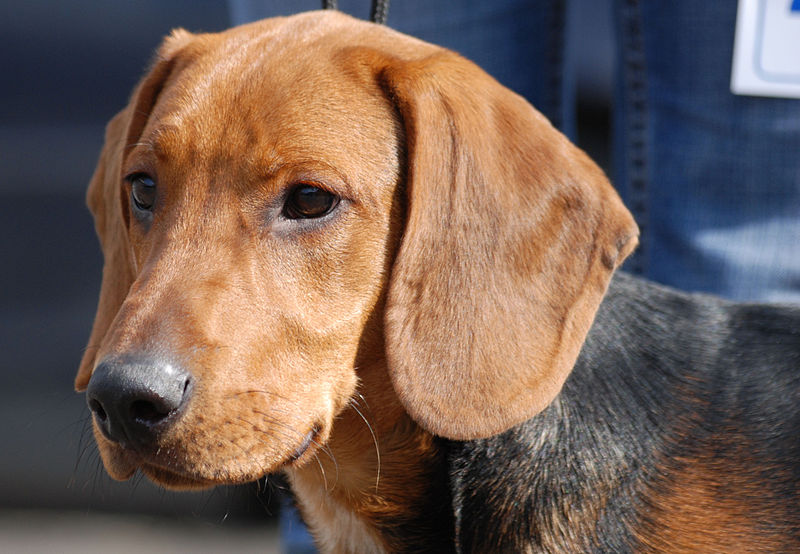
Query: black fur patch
446,273,800,552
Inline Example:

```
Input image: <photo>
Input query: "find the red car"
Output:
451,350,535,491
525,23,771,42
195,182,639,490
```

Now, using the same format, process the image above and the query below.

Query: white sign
731,0,800,98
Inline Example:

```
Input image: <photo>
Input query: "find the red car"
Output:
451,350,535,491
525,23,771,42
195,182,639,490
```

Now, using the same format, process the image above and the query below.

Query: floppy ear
75,30,195,391
381,52,638,440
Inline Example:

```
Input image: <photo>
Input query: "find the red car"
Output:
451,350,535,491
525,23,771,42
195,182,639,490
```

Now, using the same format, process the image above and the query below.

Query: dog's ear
380,52,638,440
75,30,195,391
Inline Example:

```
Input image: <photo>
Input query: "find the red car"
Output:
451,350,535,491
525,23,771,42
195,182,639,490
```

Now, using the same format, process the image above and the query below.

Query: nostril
128,374,191,426
130,399,170,425
88,398,108,423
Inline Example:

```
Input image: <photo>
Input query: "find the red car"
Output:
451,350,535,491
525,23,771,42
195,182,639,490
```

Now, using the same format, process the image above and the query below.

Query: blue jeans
228,0,800,550
614,1,800,303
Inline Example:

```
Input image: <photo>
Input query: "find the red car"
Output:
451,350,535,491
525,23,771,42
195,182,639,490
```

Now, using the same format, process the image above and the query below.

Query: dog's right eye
128,174,157,212
283,183,340,220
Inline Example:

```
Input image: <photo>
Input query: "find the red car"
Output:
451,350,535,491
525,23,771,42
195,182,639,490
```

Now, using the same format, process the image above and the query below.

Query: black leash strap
370,0,390,24
322,0,390,24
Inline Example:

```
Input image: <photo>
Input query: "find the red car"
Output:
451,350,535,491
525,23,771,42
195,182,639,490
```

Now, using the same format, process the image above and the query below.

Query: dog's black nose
86,356,192,447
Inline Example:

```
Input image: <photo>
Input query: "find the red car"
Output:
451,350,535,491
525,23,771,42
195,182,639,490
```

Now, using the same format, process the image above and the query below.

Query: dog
76,11,800,552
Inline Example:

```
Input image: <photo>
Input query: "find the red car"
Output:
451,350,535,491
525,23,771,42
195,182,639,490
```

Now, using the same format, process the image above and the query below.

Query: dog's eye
128,174,157,212
283,183,340,219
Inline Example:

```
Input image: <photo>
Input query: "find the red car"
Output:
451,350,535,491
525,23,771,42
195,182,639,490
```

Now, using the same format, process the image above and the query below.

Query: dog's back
449,272,800,552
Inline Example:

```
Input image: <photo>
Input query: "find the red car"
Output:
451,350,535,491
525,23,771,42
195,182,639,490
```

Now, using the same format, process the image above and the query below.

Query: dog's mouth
97,421,326,489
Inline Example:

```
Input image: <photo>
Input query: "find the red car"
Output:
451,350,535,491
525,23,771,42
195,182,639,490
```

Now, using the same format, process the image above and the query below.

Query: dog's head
76,11,636,488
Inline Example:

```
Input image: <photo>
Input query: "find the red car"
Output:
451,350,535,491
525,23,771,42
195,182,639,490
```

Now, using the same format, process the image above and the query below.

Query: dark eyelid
278,163,354,201
125,172,154,183
289,179,335,195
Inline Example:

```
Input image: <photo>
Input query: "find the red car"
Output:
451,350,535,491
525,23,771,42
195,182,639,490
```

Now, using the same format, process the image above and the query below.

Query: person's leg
614,0,800,303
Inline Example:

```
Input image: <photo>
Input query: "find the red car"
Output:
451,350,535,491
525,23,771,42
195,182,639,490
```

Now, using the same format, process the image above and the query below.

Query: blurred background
0,0,612,551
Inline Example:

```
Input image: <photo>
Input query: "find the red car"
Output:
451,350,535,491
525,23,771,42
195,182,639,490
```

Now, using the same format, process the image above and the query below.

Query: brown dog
78,11,800,553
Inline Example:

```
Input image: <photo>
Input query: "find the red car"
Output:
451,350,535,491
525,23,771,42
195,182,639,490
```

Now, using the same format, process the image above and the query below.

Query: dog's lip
101,419,327,484
139,463,216,489
287,424,322,466
136,424,325,484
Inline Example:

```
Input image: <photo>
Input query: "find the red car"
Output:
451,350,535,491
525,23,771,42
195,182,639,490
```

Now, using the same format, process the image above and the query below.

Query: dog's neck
285,276,660,553
285,358,456,553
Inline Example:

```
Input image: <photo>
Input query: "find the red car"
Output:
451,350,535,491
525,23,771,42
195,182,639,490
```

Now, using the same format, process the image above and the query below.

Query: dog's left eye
283,183,340,219
128,174,157,212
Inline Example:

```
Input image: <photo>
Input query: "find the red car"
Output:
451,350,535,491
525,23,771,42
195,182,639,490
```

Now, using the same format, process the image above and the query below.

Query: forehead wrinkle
147,21,396,192
150,125,182,158
181,19,316,112
164,12,386,136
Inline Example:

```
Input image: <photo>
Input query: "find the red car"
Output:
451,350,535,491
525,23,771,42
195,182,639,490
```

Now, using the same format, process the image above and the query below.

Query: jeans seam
618,0,648,275
547,0,567,131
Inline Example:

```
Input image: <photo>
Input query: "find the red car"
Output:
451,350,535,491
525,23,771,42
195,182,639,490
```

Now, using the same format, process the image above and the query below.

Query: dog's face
77,11,637,489
78,16,409,488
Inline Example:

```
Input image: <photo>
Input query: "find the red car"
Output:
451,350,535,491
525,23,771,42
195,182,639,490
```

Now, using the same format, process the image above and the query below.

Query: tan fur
78,11,636,550
287,469,387,553
635,427,796,553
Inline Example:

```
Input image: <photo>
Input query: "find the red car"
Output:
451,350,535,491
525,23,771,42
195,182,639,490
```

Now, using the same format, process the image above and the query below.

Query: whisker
313,453,329,491
351,392,372,411
248,401,297,415
72,415,96,478
350,400,381,493
319,440,339,490
227,389,296,404
234,415,303,446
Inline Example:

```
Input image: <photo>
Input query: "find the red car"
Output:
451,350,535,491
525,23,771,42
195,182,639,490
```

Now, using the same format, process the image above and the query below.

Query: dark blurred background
0,0,612,550
0,2,284,550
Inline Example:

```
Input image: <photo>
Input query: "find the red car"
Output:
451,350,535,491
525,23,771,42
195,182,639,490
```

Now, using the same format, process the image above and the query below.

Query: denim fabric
278,496,317,554
614,1,800,303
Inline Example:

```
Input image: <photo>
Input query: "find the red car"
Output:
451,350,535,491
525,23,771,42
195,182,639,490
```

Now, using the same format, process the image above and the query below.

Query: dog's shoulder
447,273,800,551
